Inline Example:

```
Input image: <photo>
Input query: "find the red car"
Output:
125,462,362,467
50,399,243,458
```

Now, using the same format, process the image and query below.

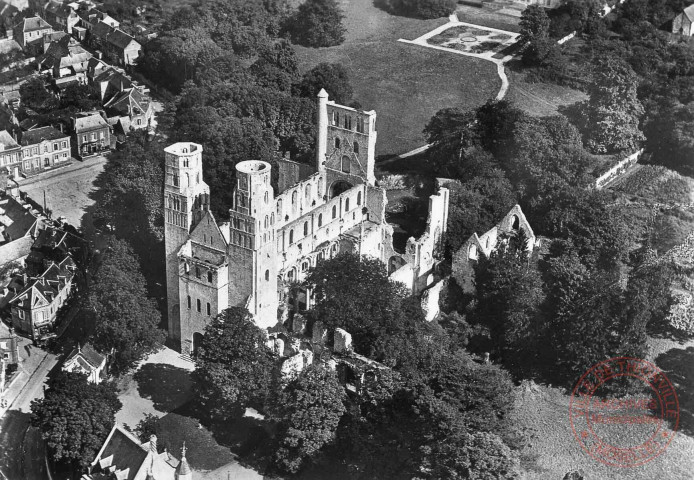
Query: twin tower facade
164,90,449,354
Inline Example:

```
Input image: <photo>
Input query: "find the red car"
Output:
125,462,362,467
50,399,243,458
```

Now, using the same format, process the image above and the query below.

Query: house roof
0,196,40,242
91,19,112,39
93,426,148,480
20,126,68,146
65,343,105,369
0,129,19,150
0,1,19,20
684,4,694,21
73,112,108,132
104,87,150,118
9,256,76,310
45,1,76,19
107,28,138,50
43,30,68,44
20,15,51,32
44,35,92,69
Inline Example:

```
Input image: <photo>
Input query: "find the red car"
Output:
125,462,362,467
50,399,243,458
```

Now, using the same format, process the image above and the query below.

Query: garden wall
595,149,643,189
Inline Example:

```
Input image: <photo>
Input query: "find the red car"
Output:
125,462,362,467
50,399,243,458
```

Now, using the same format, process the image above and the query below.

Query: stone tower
316,89,378,198
227,160,278,328
164,142,209,346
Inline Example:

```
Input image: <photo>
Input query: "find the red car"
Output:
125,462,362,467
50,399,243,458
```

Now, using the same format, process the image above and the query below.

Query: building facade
13,15,53,53
0,130,21,176
72,111,110,158
19,126,71,175
673,5,694,36
165,90,449,354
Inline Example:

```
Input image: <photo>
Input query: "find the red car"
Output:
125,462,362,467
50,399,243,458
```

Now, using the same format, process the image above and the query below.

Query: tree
88,238,165,373
644,101,694,176
31,372,121,469
286,0,346,47
194,307,274,420
580,54,645,154
271,365,346,473
19,77,58,113
296,62,353,104
519,5,551,65
375,0,457,19
59,83,101,111
305,253,422,361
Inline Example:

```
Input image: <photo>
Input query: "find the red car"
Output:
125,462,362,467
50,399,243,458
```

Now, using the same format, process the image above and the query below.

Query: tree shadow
654,346,694,437
133,363,193,412
0,410,31,479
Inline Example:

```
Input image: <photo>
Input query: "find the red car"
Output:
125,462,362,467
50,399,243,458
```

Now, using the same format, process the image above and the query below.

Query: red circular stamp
569,357,679,467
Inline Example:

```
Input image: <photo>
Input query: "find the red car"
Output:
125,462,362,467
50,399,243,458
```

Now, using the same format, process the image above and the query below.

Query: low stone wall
557,31,576,45
595,149,643,189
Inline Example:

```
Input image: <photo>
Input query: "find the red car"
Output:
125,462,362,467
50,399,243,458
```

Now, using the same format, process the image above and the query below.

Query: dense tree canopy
296,62,353,104
285,0,346,47
88,238,165,372
31,372,121,469
375,0,457,19
271,365,346,473
194,307,274,420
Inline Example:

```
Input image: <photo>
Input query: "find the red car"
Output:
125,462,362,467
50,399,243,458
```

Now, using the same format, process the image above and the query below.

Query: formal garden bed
426,24,517,55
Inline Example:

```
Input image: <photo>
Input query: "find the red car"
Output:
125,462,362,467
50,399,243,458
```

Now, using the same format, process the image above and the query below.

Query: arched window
357,191,362,206
305,184,311,201
184,263,190,274
291,191,298,209
195,267,201,279
270,213,275,225
264,216,269,229
317,177,323,196
334,137,341,149
318,213,323,227
289,229,294,244
196,173,200,184
341,156,350,173
469,244,478,260
265,269,270,281
511,215,520,230
303,222,308,236
185,173,190,187
196,299,201,312
173,173,179,187
345,198,350,211
353,141,359,154
332,205,337,219
277,199,282,215
207,271,213,283
301,261,309,272
207,303,211,315
264,191,269,204
187,295,191,309
333,111,339,126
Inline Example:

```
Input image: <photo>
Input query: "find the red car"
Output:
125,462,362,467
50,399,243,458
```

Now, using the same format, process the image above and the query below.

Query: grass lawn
294,0,499,157
505,65,588,117
455,4,521,32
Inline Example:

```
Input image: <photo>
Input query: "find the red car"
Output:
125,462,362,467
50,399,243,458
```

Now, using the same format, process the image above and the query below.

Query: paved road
0,349,58,480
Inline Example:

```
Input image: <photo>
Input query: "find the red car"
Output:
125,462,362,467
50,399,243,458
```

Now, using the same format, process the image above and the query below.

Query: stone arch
388,255,405,274
510,215,519,231
330,180,353,199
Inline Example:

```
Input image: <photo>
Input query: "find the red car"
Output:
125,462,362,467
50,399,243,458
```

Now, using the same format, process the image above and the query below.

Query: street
0,340,57,480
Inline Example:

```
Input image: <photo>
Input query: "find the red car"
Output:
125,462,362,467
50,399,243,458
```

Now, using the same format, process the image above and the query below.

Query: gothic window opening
265,269,270,281
184,263,190,274
303,222,308,236
207,271,213,283
264,216,269,229
332,205,337,219
345,198,350,211
292,191,298,210
357,192,362,206
289,229,294,244
344,115,352,130
305,184,311,202
277,199,282,215
353,141,359,154
173,173,179,187
207,303,211,315
335,137,341,149
270,213,275,225
264,191,269,204
318,213,323,227
301,261,309,272
341,156,350,173
333,111,339,126
511,215,520,230
357,117,365,133
196,267,201,279
187,295,191,309
197,299,201,312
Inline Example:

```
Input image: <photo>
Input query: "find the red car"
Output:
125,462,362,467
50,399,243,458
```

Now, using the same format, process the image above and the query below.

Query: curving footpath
398,13,517,100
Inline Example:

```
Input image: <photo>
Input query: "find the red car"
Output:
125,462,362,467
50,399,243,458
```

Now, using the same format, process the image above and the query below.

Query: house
13,15,53,54
9,255,76,339
0,335,18,364
85,56,108,82
0,195,45,263
451,205,541,293
0,130,21,177
71,111,110,158
83,425,191,480
41,34,92,80
43,0,80,33
104,28,141,66
104,87,153,136
78,7,119,32
62,343,106,383
673,5,694,36
19,126,71,175
0,0,20,38
92,66,132,101
41,29,67,53
25,225,89,274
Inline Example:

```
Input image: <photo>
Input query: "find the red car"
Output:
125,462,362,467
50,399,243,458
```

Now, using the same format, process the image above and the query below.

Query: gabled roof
44,35,92,69
45,1,76,19
0,129,19,150
20,126,68,146
43,30,68,44
684,4,694,22
20,15,51,32
10,256,75,310
73,112,108,131
106,28,138,50
0,196,39,242
0,1,19,20
90,19,112,39
92,426,148,480
65,343,106,370
104,87,150,118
